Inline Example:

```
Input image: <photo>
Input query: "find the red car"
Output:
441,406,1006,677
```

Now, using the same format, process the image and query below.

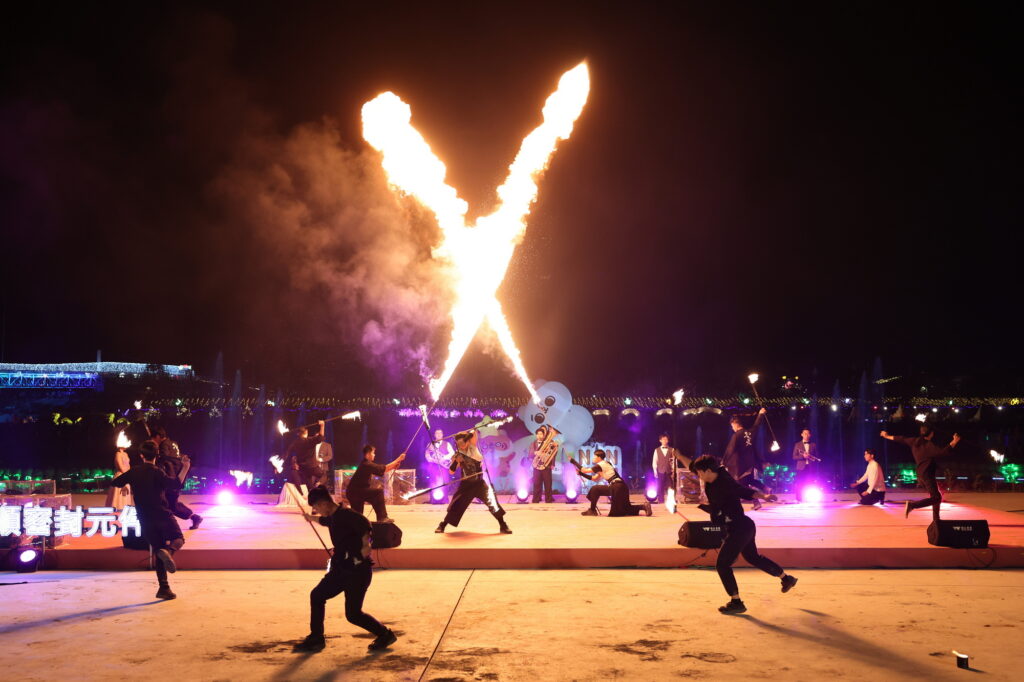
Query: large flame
116,431,131,449
362,62,590,402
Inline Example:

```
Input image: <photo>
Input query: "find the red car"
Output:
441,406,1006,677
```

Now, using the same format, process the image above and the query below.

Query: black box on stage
678,521,723,549
371,522,403,549
927,520,990,548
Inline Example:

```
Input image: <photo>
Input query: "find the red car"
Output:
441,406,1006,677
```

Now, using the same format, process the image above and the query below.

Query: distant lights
391,398,400,405
830,404,838,412
624,397,633,406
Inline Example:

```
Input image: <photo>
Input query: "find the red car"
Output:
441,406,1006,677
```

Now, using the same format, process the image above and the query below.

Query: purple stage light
431,488,445,502
516,487,529,502
801,485,824,503
645,485,658,501
565,488,578,502
19,548,38,563
216,490,235,506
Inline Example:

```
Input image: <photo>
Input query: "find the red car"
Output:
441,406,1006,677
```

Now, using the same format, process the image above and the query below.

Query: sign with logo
0,504,142,538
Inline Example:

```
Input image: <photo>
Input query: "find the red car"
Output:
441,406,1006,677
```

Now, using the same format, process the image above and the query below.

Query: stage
36,492,1024,571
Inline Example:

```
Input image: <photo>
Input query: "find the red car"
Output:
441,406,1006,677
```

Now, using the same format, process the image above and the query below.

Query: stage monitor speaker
927,519,989,549
678,521,723,549
371,522,403,549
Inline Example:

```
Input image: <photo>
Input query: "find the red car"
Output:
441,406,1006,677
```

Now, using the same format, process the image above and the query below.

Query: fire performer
295,487,397,653
690,455,797,614
111,441,188,600
576,450,652,517
435,430,512,535
881,425,960,520
286,420,328,492
345,446,406,523
151,427,202,530
723,409,770,510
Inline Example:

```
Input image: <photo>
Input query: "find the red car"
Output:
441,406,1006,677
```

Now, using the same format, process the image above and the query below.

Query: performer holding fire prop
572,450,652,517
435,429,512,535
295,487,397,654
690,455,797,614
723,408,771,510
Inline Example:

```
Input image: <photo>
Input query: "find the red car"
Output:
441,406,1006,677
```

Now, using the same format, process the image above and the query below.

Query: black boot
435,522,446,534
368,628,398,651
189,514,203,530
718,598,746,614
294,633,326,652
155,585,176,600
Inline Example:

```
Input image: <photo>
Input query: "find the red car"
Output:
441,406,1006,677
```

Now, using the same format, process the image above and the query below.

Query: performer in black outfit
286,420,327,491
435,430,511,535
295,487,397,653
577,450,652,517
151,427,202,529
530,426,557,503
690,455,797,614
723,408,770,510
881,425,960,520
111,441,188,600
345,446,406,522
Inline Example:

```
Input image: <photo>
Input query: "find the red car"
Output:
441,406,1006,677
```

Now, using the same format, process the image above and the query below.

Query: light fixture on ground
11,545,42,573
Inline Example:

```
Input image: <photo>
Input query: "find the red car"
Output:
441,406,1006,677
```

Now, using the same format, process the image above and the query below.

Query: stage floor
40,493,1024,570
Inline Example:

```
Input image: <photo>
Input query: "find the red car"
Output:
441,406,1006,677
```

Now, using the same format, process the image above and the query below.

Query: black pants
717,516,784,596
656,471,674,502
739,472,769,494
587,480,642,516
855,482,886,505
310,562,387,638
907,470,942,519
165,489,193,521
300,466,324,491
444,478,504,527
348,487,388,521
532,467,554,502
140,512,184,587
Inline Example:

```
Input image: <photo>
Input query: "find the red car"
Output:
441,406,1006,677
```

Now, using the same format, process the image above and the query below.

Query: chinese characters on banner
0,504,142,538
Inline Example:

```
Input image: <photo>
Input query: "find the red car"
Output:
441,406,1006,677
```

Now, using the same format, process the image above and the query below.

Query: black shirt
700,466,758,525
723,412,765,478
891,436,955,478
317,506,371,566
112,463,180,516
288,434,324,468
348,458,387,491
156,439,185,479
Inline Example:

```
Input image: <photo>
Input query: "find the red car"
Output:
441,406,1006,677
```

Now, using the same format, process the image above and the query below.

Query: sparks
363,62,590,403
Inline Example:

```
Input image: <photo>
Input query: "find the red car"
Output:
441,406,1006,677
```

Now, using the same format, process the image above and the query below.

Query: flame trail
362,62,590,402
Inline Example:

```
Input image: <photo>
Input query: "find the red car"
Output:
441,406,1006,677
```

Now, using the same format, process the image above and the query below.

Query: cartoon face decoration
517,381,594,450
479,430,513,458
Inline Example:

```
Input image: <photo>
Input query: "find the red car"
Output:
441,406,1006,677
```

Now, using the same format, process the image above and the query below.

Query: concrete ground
1,567,1020,681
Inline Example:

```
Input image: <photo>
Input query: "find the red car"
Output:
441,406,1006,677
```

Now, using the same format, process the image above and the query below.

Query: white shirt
425,440,455,466
855,460,885,492
595,460,617,481
652,446,672,474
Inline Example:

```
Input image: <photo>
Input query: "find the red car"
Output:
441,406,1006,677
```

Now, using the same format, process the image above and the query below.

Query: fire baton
747,373,781,452
277,411,361,435
402,472,484,500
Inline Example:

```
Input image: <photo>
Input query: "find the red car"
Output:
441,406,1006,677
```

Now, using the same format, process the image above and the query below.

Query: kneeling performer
851,448,886,505
690,455,797,614
295,487,397,653
576,449,652,517
435,430,511,535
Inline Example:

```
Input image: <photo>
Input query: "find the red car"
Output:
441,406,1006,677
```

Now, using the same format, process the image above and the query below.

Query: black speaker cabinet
678,521,723,549
927,519,990,548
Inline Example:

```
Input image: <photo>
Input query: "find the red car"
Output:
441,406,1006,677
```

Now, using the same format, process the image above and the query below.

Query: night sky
1,3,1018,397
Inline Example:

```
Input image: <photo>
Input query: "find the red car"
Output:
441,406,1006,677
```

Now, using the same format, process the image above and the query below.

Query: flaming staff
747,373,781,452
362,62,590,404
276,411,361,435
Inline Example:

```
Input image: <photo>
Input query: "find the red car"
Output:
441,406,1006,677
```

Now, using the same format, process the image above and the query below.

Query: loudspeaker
678,521,723,549
371,522,403,549
927,519,989,548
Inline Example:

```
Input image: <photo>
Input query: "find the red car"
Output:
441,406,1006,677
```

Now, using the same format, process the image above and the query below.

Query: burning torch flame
133,400,142,410
362,62,590,404
229,470,254,487
277,419,289,435
116,431,131,449
748,373,759,384
770,440,781,452
269,455,284,474
990,449,1005,463
340,411,361,421
672,389,685,406
915,413,928,423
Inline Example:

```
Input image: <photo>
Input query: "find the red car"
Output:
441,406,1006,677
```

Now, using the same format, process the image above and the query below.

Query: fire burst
362,62,591,402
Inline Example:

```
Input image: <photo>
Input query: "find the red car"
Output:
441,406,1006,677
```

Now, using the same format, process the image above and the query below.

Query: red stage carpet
41,494,1024,570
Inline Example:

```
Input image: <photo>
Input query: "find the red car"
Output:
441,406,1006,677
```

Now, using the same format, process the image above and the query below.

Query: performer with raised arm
151,427,203,530
791,429,821,502
723,408,770,510
424,428,455,489
286,420,328,491
690,455,797,614
111,440,189,600
294,487,397,653
851,448,886,505
435,430,512,535
881,425,960,519
575,449,652,517
652,434,686,503
531,425,557,503
345,445,406,523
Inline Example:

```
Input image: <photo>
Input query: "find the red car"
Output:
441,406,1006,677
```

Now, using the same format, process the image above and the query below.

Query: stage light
801,485,824,503
516,488,529,503
215,490,235,506
830,404,838,412
431,488,446,503
565,488,579,503
13,546,41,573
645,484,658,501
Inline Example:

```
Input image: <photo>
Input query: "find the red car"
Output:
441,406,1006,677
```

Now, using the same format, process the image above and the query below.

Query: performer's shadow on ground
0,600,162,636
